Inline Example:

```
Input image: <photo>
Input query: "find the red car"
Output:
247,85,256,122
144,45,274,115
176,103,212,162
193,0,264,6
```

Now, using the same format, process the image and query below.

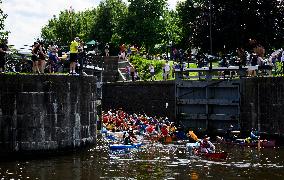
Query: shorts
32,54,38,62
70,53,78,62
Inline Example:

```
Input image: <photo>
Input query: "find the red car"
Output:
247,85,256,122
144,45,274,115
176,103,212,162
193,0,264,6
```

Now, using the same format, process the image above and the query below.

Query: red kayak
197,152,228,160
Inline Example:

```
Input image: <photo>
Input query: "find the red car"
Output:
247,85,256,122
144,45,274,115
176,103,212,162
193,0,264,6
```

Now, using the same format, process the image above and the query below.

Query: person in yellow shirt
69,37,80,75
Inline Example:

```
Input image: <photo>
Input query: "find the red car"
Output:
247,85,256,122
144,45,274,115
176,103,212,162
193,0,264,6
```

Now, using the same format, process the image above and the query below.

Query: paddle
258,136,261,150
188,131,199,141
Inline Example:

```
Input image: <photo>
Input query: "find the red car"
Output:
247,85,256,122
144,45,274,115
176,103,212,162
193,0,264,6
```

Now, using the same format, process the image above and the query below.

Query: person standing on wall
149,64,155,81
38,41,47,74
105,43,109,56
69,37,80,75
78,40,85,75
31,42,40,74
164,60,171,80
130,66,135,81
0,39,9,73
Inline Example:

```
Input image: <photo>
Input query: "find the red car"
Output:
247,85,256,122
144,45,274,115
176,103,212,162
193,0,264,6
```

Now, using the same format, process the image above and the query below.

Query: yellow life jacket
188,131,199,141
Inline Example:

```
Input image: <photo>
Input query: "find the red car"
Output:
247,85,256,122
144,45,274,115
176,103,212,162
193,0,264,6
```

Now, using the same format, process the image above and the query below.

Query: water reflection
0,136,284,179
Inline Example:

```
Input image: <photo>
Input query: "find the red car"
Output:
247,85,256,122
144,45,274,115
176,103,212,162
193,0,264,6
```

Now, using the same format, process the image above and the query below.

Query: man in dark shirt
0,39,9,73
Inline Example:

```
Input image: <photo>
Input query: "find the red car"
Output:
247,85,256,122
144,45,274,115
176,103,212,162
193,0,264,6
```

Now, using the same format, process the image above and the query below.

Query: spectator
149,64,155,81
31,42,40,74
105,43,109,56
130,66,135,81
38,41,47,74
125,66,130,81
119,44,126,60
78,40,85,75
164,60,171,80
69,37,80,75
125,45,132,60
135,69,140,81
48,42,59,73
171,62,176,79
0,39,9,73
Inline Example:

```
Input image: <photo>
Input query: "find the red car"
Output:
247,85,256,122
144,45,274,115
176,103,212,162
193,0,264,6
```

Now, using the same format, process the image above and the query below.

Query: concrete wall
82,55,118,82
0,75,98,153
102,81,176,120
103,56,119,82
102,78,284,137
240,77,284,136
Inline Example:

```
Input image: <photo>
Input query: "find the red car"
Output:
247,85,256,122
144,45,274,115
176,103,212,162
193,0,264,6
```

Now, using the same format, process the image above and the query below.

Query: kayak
245,140,276,148
224,139,276,148
198,152,228,160
109,143,143,150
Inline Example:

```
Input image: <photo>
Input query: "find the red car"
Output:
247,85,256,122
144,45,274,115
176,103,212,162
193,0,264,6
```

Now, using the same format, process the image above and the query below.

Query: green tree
41,8,96,45
161,10,182,46
91,0,128,45
0,0,9,41
121,0,167,53
177,0,284,54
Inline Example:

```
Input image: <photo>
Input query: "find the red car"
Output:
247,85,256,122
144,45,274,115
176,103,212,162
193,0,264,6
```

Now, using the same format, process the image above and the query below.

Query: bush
129,55,165,81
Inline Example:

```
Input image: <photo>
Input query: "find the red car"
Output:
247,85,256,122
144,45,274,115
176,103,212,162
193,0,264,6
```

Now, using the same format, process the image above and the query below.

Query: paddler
124,133,131,145
250,128,260,142
200,135,215,153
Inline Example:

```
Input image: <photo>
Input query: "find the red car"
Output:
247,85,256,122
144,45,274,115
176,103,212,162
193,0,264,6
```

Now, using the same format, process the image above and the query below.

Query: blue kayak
109,143,143,150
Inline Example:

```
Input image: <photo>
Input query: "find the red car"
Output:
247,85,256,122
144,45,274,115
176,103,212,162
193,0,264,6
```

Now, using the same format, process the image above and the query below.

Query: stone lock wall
0,75,98,153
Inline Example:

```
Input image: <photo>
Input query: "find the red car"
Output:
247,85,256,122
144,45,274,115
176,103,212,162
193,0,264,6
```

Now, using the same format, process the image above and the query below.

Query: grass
129,55,222,81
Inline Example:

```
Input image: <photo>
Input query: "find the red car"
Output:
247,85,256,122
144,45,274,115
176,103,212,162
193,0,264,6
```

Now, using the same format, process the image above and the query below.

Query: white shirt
149,66,154,73
164,63,170,72
281,51,284,62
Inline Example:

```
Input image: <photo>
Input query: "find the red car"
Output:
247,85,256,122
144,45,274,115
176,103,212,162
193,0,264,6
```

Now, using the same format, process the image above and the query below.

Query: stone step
118,61,131,68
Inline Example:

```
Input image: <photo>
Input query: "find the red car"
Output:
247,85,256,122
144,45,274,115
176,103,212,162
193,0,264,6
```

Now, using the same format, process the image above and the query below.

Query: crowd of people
101,109,188,145
1,37,284,78
101,108,268,155
102,108,221,154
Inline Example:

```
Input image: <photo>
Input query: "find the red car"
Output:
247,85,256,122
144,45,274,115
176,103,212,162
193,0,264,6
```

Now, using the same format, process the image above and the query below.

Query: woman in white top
149,64,155,81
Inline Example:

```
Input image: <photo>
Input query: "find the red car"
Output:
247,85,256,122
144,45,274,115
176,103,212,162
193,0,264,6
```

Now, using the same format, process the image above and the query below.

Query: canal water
0,136,283,180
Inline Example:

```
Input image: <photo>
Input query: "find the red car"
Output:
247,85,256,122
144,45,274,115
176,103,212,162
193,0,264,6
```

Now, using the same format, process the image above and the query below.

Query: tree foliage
39,0,284,55
91,0,127,46
0,0,9,41
161,10,182,46
121,0,168,52
177,0,284,54
41,9,96,45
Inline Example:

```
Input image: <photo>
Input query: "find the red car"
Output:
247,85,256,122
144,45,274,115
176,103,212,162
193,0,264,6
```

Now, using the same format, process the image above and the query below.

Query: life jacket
200,140,211,149
188,131,198,141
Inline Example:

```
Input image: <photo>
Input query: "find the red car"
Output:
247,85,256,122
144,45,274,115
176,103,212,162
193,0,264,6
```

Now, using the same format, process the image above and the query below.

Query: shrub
129,55,165,81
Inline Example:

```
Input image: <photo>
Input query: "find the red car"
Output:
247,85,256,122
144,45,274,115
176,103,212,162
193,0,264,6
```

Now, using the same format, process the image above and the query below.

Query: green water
0,137,283,180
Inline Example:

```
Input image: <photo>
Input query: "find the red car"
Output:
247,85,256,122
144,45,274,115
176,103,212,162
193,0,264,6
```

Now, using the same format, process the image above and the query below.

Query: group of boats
101,109,277,161
103,133,275,160
103,129,277,161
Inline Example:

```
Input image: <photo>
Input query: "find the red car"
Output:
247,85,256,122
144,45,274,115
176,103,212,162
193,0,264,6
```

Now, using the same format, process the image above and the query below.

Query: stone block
0,75,99,153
